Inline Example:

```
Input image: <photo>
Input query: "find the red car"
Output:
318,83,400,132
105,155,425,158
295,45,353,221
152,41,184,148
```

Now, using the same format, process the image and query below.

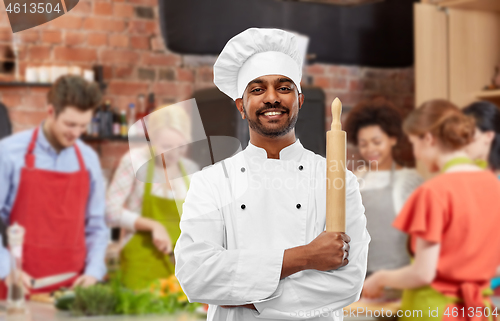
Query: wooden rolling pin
326,98,346,233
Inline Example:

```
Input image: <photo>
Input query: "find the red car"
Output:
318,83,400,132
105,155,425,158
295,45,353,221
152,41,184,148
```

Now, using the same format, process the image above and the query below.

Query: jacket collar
244,138,304,162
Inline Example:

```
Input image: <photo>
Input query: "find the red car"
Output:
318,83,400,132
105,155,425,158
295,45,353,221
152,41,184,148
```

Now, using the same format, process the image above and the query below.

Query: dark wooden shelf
476,89,500,102
0,81,107,91
0,81,52,87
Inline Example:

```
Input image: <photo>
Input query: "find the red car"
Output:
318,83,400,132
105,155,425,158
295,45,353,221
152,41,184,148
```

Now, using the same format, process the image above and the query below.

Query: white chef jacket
174,138,370,321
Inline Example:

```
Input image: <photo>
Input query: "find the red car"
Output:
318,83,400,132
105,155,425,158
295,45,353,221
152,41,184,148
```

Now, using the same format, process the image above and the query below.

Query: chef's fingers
341,233,351,243
341,258,349,267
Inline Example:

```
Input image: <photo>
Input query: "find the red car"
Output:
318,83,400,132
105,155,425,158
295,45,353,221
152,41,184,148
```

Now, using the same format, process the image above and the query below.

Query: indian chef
174,28,370,321
0,75,109,294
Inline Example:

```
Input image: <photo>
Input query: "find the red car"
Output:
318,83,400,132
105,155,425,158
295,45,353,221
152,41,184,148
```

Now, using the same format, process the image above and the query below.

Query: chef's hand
4,271,32,294
152,222,173,254
305,231,350,271
72,275,98,288
362,271,386,299
220,304,257,310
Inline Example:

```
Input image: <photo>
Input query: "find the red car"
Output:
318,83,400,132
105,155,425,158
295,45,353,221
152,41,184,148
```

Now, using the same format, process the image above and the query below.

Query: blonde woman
106,104,199,290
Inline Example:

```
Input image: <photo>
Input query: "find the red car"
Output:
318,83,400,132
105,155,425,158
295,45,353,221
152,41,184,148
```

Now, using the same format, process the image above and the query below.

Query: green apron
120,160,190,290
400,284,494,321
401,155,493,321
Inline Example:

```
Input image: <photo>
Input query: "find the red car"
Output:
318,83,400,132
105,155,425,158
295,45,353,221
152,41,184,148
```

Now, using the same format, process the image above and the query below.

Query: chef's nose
262,87,280,105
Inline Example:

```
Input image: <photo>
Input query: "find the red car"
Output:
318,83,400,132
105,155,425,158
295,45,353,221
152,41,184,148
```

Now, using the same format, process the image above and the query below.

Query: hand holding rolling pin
305,98,350,270
304,231,350,271
280,98,350,278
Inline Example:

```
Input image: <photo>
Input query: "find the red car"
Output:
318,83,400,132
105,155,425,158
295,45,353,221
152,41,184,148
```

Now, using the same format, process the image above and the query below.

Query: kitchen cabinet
415,1,500,107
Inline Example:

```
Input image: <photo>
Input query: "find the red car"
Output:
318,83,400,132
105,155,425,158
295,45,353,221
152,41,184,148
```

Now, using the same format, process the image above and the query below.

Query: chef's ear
235,98,246,119
298,93,305,110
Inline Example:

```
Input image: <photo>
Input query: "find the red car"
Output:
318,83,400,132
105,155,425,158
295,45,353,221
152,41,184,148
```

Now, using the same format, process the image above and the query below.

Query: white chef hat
214,28,309,101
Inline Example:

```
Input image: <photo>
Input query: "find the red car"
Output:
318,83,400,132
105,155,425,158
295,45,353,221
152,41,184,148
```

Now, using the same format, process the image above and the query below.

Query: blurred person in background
463,101,500,176
344,98,422,276
363,99,500,321
105,104,199,290
463,101,500,293
0,75,109,295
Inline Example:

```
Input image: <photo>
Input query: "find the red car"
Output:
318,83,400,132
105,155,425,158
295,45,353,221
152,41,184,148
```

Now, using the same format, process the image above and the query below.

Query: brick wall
0,0,414,175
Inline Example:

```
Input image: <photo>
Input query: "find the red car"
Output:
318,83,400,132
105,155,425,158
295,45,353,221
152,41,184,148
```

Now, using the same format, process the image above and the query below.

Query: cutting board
29,293,55,304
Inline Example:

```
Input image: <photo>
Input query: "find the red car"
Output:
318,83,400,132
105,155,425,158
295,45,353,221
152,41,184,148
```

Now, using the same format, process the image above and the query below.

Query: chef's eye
278,87,291,91
250,88,263,93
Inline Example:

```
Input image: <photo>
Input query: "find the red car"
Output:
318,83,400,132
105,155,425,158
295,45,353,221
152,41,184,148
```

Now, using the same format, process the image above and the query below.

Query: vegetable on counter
54,274,201,316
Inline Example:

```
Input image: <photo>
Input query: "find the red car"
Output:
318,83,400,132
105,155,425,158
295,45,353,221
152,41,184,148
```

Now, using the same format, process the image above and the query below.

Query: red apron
0,127,89,297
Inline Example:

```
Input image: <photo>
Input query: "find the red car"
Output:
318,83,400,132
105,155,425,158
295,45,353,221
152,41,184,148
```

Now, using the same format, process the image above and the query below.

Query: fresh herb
71,284,117,316
54,274,201,316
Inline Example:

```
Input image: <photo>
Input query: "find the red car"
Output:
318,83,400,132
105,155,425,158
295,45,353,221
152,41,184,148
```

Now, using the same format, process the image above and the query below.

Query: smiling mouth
259,111,287,121
259,109,288,117
263,111,283,116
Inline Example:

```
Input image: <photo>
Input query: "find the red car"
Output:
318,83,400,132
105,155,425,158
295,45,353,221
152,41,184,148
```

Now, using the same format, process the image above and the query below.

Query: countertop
0,300,399,321
3,298,500,321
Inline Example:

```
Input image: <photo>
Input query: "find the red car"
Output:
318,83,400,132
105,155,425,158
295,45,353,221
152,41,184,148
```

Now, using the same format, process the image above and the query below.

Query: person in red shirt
362,99,500,321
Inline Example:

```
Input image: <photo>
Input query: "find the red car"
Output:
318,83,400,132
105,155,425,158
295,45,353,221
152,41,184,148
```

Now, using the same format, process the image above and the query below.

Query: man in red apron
0,75,109,295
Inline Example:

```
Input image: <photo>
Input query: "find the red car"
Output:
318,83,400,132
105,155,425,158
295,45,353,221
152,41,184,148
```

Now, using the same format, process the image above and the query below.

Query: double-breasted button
296,204,301,209
241,167,245,172
241,204,246,209
298,165,304,171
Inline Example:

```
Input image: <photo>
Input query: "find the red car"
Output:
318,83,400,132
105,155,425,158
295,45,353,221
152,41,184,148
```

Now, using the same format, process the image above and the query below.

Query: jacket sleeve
174,167,284,306
253,170,370,320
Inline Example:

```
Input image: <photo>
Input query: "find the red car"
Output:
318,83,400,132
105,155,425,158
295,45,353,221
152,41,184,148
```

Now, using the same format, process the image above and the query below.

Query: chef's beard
243,103,298,138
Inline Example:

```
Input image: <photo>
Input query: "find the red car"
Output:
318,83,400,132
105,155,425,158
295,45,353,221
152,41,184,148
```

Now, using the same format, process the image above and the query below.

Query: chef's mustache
255,103,290,115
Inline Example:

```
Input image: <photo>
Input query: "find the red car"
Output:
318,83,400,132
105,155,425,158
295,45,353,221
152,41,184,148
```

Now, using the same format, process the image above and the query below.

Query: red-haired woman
363,99,500,321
